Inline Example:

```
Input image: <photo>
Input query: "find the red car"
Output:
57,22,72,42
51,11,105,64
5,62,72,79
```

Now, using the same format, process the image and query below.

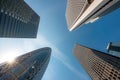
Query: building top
0,47,51,80
74,43,120,60
107,42,120,58
0,0,40,25
66,0,89,30
0,0,40,38
73,44,120,80
107,42,120,51
66,0,120,31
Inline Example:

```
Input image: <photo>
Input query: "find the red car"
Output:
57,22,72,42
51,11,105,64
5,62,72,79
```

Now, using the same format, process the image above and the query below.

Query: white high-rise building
66,0,120,31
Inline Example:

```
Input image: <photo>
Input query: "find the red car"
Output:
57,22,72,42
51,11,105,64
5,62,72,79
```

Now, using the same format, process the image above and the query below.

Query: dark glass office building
74,44,120,80
0,0,40,38
0,47,51,80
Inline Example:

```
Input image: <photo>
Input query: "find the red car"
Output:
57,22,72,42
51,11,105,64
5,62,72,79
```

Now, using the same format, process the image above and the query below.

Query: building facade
107,42,120,58
0,0,40,38
66,0,120,31
0,47,51,80
74,44,120,80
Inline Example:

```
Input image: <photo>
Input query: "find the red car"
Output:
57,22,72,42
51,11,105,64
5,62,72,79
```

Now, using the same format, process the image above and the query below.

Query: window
109,46,120,52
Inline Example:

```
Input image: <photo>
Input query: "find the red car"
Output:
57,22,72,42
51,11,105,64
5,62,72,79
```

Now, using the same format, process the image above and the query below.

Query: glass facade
0,0,40,38
0,47,51,80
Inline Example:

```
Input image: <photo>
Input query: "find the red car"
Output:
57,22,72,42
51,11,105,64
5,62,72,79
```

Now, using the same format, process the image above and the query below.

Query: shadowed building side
73,44,120,80
66,0,120,31
0,0,40,38
0,47,51,80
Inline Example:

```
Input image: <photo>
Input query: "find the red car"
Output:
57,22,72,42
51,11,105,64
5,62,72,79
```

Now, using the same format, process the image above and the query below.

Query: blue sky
0,0,120,80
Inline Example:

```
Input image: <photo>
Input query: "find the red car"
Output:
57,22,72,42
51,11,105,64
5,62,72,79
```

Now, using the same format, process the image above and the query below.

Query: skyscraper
0,47,51,80
74,44,120,80
107,42,120,58
66,0,120,31
0,0,40,38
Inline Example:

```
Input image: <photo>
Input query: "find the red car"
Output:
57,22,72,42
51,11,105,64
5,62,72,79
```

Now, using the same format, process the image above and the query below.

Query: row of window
1,9,29,23
88,51,120,80
0,12,37,37
0,0,36,21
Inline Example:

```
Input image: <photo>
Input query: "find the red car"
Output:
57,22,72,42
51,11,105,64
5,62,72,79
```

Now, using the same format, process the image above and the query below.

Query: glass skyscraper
74,44,120,80
0,47,51,80
0,0,40,38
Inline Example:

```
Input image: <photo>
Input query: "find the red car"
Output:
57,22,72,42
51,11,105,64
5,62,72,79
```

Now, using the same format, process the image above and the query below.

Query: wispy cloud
0,35,87,80
22,35,87,80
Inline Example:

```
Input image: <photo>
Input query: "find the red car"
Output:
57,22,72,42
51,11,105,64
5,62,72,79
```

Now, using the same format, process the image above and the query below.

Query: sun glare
6,53,17,63
0,51,18,64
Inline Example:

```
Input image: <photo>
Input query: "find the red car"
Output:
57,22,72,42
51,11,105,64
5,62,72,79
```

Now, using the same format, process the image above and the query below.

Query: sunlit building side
66,0,120,31
107,42,120,58
74,44,120,80
0,47,51,80
0,0,40,38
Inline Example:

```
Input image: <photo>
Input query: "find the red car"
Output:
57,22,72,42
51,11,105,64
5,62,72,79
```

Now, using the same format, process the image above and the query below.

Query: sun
6,53,17,63
0,51,18,64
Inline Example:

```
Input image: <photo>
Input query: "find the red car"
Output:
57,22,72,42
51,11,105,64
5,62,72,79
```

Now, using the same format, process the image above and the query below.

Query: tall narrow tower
0,0,40,38
74,44,120,80
0,47,51,80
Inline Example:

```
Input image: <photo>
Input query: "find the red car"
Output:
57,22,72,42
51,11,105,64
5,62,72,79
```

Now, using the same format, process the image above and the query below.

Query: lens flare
0,51,18,64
